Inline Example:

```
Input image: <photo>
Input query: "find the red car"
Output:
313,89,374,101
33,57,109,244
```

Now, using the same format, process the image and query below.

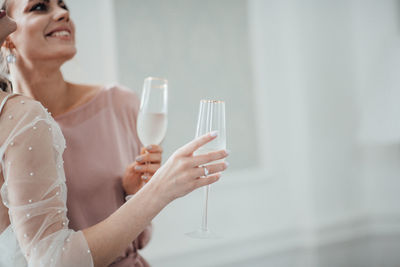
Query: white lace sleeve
1,99,93,267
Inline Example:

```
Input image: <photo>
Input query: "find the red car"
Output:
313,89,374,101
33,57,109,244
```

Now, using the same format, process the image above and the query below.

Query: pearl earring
6,54,16,64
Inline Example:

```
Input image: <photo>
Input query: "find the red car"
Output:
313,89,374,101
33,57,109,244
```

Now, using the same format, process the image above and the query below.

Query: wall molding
147,213,400,267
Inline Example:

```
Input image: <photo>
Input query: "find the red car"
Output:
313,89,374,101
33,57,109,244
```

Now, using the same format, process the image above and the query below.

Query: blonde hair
0,0,12,92
0,54,11,93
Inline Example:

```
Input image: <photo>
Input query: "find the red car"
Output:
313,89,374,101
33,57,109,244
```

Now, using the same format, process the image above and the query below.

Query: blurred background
63,0,400,266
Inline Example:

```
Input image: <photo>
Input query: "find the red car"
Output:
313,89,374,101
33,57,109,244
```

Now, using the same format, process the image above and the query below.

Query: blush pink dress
55,85,151,267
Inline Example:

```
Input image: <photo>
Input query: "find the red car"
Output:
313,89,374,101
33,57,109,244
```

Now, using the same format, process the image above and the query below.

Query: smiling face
7,0,76,63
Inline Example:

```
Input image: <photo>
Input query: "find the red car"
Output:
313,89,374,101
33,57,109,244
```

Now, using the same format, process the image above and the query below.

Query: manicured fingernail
225,149,230,155
224,162,229,168
136,156,144,162
210,131,218,137
146,145,153,150
135,166,142,171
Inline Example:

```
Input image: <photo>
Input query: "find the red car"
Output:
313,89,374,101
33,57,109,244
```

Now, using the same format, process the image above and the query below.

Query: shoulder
2,94,48,121
0,95,51,147
106,84,140,112
107,84,140,102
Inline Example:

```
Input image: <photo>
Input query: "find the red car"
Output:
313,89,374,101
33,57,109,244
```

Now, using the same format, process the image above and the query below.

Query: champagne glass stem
200,103,212,231
201,185,210,231
186,100,225,239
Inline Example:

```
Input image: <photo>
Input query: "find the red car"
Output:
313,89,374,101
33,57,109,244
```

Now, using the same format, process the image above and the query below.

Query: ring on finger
203,166,209,177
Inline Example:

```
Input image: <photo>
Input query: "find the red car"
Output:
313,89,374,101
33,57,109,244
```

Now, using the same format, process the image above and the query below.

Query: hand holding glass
186,100,226,239
136,77,168,180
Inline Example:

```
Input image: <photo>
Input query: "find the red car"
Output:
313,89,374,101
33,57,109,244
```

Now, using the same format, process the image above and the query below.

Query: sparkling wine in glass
186,100,226,239
137,77,168,180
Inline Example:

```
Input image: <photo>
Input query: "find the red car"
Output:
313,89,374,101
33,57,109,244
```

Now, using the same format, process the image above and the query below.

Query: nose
53,5,70,22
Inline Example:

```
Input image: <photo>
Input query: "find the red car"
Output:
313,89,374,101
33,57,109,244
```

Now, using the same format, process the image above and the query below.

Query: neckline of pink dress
54,85,112,120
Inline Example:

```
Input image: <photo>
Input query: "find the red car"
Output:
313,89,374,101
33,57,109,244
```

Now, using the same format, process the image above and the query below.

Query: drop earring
4,40,16,64
6,53,16,64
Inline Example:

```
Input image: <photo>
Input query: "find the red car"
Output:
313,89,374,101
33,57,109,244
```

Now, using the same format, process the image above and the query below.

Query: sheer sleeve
1,99,93,267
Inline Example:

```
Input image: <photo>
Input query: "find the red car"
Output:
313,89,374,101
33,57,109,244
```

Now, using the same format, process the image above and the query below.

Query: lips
45,27,72,39
48,30,70,37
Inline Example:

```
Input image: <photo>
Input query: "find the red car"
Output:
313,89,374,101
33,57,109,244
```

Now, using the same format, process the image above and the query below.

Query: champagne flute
186,100,226,239
136,77,168,180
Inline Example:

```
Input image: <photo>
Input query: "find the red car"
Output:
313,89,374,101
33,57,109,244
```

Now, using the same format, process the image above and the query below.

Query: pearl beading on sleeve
0,98,94,266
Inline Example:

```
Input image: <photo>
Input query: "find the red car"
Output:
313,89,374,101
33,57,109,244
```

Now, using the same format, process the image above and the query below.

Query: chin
38,46,77,62
62,47,77,61
58,51,77,65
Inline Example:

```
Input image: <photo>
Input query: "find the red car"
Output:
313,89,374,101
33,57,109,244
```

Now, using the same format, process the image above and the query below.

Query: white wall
62,0,118,84
113,0,258,170
250,0,364,232
247,1,400,266
354,0,400,220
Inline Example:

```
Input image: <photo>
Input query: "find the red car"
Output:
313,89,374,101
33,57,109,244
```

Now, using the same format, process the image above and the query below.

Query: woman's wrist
144,179,171,210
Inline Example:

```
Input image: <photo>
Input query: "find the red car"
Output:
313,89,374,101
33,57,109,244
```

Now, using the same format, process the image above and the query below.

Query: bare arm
83,181,164,266
84,132,228,266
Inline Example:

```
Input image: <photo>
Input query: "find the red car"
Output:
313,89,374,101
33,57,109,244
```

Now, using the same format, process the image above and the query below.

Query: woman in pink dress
1,7,229,267
0,0,191,265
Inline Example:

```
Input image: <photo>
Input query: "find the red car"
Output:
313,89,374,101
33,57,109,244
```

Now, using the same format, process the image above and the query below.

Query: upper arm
1,100,93,266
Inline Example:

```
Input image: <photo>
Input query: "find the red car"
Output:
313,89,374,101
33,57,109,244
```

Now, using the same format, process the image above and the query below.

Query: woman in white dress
0,8,229,267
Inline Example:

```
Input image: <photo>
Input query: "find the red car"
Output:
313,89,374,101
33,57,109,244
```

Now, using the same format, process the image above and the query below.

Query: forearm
82,182,166,267
82,132,227,266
